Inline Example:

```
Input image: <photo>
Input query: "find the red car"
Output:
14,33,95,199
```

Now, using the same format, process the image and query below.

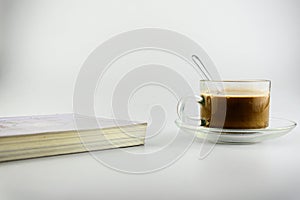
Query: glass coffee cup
177,80,271,129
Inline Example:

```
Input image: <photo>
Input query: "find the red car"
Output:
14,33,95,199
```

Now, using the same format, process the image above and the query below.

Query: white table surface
0,118,299,200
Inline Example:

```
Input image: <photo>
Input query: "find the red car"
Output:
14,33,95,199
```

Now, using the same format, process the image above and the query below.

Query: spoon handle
192,55,212,80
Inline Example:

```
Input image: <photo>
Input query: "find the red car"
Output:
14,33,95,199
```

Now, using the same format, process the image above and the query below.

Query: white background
0,0,300,200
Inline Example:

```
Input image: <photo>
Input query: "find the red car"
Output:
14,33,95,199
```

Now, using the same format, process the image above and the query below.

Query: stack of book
0,114,147,162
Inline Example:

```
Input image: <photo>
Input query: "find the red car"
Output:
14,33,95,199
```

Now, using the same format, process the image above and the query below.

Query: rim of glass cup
199,79,271,83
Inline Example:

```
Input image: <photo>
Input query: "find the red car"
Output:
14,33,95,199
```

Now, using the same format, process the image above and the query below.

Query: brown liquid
200,90,270,129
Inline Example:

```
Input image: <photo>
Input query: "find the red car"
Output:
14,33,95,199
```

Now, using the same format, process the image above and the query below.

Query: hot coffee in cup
177,80,271,129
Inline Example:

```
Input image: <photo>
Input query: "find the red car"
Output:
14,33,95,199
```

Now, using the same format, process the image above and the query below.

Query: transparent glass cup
177,80,271,129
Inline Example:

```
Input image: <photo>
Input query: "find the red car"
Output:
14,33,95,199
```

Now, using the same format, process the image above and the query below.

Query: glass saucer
175,117,297,143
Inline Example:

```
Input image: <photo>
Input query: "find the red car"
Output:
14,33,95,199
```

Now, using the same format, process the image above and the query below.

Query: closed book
0,114,147,162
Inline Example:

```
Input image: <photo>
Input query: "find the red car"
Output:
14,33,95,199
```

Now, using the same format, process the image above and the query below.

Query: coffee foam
201,89,269,97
